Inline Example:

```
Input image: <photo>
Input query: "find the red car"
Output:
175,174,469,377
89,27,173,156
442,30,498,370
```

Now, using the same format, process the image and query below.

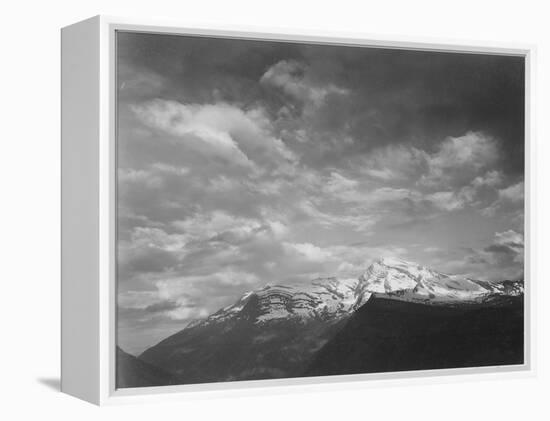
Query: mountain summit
360,257,523,303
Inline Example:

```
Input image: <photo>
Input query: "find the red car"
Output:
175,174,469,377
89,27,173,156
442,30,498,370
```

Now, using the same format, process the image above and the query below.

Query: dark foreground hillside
139,311,347,385
305,295,524,377
116,347,178,388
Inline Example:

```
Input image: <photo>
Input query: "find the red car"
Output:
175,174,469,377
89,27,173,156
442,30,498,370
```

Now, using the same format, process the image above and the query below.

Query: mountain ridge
184,256,523,331
186,276,372,330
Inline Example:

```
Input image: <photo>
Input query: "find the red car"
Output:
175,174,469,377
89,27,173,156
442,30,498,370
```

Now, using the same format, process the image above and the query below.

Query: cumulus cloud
426,171,503,212
420,131,499,188
354,132,509,218
361,132,500,191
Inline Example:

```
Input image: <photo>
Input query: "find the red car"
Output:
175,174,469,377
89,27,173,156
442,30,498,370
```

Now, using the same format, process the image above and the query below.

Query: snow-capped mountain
140,277,359,384
360,257,524,303
189,277,372,329
188,256,523,330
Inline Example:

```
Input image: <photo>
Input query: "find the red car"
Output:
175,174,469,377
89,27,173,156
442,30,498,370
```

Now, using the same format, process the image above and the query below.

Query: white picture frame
61,15,535,405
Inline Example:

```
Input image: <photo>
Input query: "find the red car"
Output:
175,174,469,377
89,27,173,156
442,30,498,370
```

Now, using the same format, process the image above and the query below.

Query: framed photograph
61,16,533,405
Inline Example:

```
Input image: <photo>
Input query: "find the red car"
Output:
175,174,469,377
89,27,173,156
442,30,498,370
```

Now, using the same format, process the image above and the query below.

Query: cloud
118,267,262,325
172,211,262,242
132,99,296,172
118,288,209,323
118,163,190,190
451,229,525,280
266,220,289,239
488,229,524,262
118,62,166,100
420,131,499,188
360,132,500,190
322,171,425,210
298,199,376,232
283,242,334,263
481,180,524,217
156,271,261,295
321,172,363,202
117,227,189,280
361,144,428,181
261,60,348,108
130,227,188,251
118,290,161,310
149,162,190,176
325,171,359,193
498,181,524,203
427,191,467,211
472,170,503,189
118,168,163,188
328,243,408,277
353,132,509,218
427,171,503,212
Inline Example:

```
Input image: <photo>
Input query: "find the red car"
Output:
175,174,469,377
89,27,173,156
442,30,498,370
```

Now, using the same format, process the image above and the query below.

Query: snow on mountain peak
190,276,371,328
361,256,522,302
185,256,524,331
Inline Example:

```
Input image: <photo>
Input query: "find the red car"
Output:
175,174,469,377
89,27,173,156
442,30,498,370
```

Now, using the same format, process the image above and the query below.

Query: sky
116,31,525,354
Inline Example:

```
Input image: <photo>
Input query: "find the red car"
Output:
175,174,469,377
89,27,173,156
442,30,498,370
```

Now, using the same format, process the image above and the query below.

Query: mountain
189,276,371,328
360,257,524,303
132,257,524,387
305,294,524,376
116,346,178,388
139,277,366,384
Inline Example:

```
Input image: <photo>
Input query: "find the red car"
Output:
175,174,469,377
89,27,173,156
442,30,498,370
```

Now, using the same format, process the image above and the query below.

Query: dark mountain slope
139,277,363,385
140,303,348,385
116,346,178,388
305,295,524,377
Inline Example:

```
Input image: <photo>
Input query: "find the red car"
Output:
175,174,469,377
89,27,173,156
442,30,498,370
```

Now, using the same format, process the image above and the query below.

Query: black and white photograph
115,31,525,388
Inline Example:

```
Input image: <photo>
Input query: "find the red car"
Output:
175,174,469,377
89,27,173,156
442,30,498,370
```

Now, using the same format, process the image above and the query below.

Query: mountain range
118,257,524,387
